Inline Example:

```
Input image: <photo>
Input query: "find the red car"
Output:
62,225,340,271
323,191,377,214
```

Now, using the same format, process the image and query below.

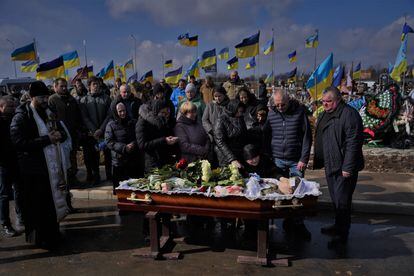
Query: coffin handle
127,193,153,204
272,198,303,209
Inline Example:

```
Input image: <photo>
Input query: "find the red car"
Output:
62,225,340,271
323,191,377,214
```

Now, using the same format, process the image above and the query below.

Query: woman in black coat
136,99,179,172
213,99,248,168
174,101,210,163
236,88,258,130
105,102,144,193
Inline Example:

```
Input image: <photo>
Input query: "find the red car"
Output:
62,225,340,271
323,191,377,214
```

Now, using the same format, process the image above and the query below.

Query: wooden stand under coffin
116,189,319,266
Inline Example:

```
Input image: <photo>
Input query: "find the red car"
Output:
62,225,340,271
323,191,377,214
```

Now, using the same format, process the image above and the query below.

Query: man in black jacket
109,84,141,120
314,86,364,248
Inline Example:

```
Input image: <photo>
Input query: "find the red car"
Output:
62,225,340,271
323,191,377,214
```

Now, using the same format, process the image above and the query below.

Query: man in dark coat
110,84,141,120
10,81,70,249
105,102,144,194
136,99,179,172
0,96,21,237
314,86,364,247
79,76,112,184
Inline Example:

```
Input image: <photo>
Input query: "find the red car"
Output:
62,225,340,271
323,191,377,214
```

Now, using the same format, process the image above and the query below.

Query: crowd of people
0,70,364,250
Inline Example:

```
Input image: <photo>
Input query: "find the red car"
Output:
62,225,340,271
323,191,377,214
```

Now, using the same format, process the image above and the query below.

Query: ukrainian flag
77,66,94,77
286,67,297,81
184,59,200,79
352,62,361,79
61,51,80,69
305,31,319,48
139,70,153,83
164,60,173,68
188,35,198,47
390,37,408,82
165,66,183,85
124,59,134,70
178,33,190,46
97,60,114,81
288,50,297,63
11,42,37,61
264,72,273,84
306,53,333,100
218,47,229,60
199,49,216,68
262,38,274,55
332,65,344,87
21,60,38,72
226,56,238,70
235,32,260,58
116,65,126,82
402,23,414,41
36,56,65,80
245,57,256,70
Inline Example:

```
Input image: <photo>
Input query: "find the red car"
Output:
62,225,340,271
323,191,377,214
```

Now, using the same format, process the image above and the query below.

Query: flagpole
33,38,39,63
313,30,318,100
162,54,164,78
83,40,88,67
272,28,275,85
130,35,137,76
6,39,17,78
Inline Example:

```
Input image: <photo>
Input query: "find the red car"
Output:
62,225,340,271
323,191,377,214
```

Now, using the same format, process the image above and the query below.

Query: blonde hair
180,101,197,115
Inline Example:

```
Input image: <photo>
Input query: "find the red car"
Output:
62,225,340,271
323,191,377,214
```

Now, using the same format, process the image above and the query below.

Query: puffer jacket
174,115,210,163
202,96,229,141
79,91,111,133
265,99,312,163
214,100,248,166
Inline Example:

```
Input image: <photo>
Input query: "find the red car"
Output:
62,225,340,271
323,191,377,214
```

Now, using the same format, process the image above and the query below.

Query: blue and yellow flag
75,66,94,80
97,60,115,81
199,49,216,68
288,50,297,63
184,59,200,79
116,65,126,82
62,51,80,69
388,62,394,75
286,67,297,81
164,59,173,68
390,37,408,82
264,72,273,84
21,60,38,72
245,57,256,70
188,35,198,47
124,59,134,70
332,65,344,87
262,38,274,55
352,62,361,79
11,42,37,61
402,23,414,41
178,33,190,46
306,53,333,100
36,56,65,80
235,31,260,58
226,56,238,70
305,31,319,48
165,66,183,85
218,47,229,60
139,70,153,83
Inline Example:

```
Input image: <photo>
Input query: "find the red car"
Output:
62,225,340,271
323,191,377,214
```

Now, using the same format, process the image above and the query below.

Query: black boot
321,224,338,236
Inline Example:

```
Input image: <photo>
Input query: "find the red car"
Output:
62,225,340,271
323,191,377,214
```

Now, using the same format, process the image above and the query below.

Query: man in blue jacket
314,86,364,248
265,88,312,239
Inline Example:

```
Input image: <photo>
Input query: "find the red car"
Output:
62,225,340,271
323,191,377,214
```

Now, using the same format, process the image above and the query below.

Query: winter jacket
214,101,248,166
170,87,186,110
258,83,268,101
48,93,83,141
202,97,230,141
135,104,179,172
174,115,210,163
79,91,111,134
110,94,142,120
199,83,215,104
177,94,205,123
105,116,140,167
313,101,364,174
264,99,312,163
10,103,67,175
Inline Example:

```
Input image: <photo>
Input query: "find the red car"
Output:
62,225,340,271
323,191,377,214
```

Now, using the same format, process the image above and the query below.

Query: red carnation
176,158,188,170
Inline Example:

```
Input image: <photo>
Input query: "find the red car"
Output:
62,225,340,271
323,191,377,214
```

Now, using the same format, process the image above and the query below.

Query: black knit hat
243,144,260,161
29,81,50,97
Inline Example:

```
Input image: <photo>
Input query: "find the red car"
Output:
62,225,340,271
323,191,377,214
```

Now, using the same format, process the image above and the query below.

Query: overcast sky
0,0,413,81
